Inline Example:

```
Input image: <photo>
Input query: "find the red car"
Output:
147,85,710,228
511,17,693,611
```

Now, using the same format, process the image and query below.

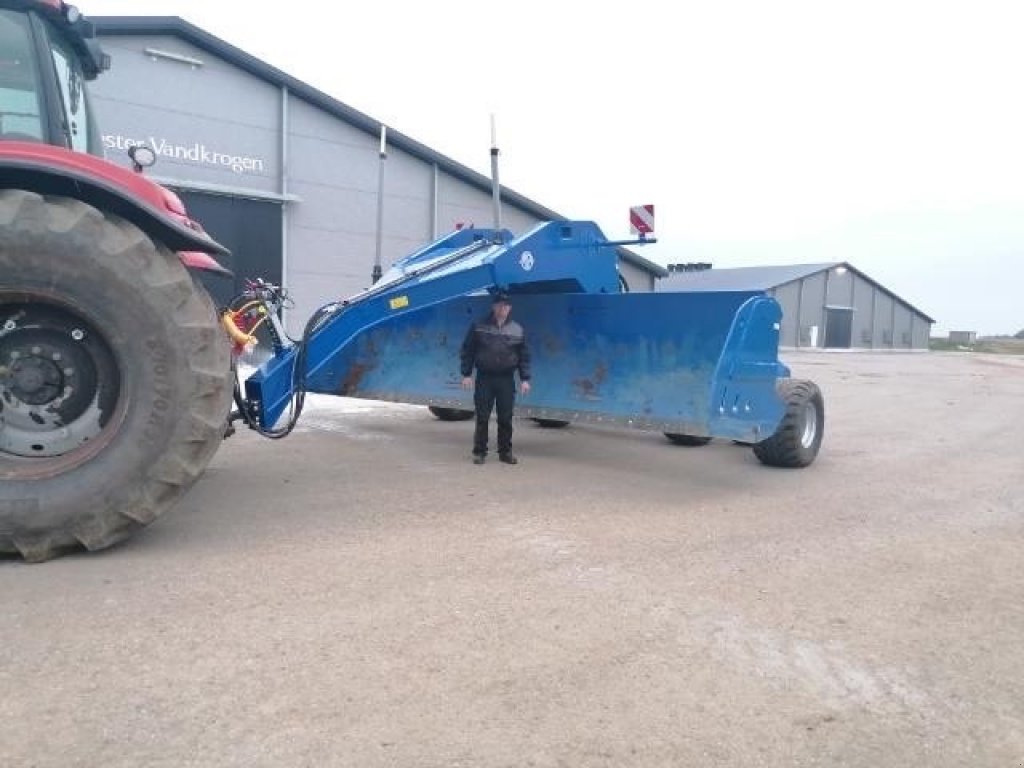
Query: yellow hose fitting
220,311,258,347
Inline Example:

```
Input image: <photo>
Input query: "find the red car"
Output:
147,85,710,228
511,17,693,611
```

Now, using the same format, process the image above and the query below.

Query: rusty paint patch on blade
339,362,374,396
572,362,608,400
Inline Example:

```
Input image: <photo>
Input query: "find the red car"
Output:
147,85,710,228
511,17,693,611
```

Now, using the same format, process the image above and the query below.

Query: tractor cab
0,0,107,154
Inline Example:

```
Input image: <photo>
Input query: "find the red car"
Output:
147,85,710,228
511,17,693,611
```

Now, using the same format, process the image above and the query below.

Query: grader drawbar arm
242,221,823,465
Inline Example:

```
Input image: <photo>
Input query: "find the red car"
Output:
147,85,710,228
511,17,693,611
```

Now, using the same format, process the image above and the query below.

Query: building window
0,10,45,140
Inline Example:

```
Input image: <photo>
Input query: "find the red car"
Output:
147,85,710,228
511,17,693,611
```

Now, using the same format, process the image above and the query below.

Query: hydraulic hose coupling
220,309,260,354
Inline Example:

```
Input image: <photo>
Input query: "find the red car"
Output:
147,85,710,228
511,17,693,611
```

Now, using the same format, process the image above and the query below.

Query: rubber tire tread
752,378,824,468
532,418,570,429
428,406,474,421
0,190,232,562
664,433,713,447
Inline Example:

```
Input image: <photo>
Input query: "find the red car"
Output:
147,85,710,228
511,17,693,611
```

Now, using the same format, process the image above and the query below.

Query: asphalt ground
3,351,1023,767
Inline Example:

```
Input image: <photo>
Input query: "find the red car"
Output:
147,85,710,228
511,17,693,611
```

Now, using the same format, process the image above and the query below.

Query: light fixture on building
835,265,848,275
143,47,204,69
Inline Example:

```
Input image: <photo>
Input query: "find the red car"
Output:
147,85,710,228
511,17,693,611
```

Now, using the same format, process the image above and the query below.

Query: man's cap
492,291,511,304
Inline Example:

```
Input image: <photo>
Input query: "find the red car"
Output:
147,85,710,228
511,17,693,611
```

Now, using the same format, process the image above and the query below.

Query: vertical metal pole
372,125,387,284
280,85,290,327
795,278,804,348
890,295,896,348
431,163,439,239
823,268,831,348
870,285,877,349
850,273,857,347
490,114,502,237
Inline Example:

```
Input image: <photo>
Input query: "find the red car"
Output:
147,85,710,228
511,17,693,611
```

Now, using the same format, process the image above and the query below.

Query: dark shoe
498,453,518,465
472,454,486,465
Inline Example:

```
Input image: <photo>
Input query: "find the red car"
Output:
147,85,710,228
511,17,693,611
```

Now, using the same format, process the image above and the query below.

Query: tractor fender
0,145,230,275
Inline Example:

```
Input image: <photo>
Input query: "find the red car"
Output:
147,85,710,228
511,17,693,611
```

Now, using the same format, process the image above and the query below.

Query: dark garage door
175,190,283,310
824,307,853,349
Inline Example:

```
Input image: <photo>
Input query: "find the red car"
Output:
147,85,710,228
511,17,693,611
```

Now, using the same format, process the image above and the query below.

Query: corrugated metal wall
852,274,875,345
797,272,827,346
772,282,801,347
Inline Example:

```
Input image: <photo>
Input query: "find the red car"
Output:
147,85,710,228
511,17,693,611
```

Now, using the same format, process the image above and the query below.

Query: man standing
460,291,531,465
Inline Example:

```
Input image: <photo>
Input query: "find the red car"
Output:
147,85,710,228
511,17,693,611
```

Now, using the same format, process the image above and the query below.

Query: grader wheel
752,379,824,468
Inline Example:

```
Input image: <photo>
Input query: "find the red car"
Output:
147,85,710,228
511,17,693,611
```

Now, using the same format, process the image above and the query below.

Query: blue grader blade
298,290,790,443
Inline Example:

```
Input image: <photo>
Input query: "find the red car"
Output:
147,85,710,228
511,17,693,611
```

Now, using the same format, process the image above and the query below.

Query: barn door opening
824,307,853,348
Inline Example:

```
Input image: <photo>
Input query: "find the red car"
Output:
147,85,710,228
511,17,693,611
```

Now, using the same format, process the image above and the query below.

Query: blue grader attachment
242,220,823,466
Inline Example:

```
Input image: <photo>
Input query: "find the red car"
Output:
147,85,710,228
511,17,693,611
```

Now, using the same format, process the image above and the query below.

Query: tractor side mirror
127,144,157,174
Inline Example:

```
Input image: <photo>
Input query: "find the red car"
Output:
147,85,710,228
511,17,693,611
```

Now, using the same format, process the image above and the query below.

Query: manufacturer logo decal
519,250,535,272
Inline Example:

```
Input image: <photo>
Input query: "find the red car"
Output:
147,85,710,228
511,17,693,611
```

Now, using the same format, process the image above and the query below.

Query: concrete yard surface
2,351,1023,767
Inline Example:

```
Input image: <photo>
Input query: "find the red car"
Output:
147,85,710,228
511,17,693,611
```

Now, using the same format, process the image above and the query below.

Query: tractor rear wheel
0,191,232,561
752,379,824,468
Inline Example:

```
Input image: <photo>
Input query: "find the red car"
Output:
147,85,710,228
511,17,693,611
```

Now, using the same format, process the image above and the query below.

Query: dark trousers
473,372,515,456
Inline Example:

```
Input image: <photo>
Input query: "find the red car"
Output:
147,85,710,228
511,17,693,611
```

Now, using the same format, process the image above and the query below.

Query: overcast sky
81,0,1023,335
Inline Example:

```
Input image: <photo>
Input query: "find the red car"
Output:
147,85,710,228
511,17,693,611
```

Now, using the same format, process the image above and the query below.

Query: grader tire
428,406,474,421
752,379,824,468
531,418,570,428
0,191,233,561
665,433,713,446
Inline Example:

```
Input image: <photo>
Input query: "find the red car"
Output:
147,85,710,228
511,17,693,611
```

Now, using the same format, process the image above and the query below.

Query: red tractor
1,0,234,561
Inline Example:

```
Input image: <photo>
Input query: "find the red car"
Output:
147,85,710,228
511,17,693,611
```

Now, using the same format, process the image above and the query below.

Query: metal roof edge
617,247,668,277
770,261,935,323
661,260,935,323
831,261,936,324
659,261,838,290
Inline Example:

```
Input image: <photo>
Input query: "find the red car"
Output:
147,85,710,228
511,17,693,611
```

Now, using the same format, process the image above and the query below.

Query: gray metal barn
88,16,666,334
659,262,935,350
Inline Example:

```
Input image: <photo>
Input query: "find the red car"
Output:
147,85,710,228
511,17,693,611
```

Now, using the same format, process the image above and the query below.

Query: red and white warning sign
629,204,655,235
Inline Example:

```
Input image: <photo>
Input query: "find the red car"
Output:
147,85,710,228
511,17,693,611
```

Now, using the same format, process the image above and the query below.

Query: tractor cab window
46,28,91,153
0,10,45,141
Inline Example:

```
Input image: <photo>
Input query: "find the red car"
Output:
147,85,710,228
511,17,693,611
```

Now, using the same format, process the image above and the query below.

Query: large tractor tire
0,190,233,562
752,379,824,468
428,406,474,421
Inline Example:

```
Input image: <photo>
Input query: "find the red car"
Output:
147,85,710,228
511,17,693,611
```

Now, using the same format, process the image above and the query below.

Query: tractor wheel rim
0,301,121,459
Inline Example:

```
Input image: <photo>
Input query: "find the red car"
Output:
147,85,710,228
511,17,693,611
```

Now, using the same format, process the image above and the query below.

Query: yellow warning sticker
389,295,410,310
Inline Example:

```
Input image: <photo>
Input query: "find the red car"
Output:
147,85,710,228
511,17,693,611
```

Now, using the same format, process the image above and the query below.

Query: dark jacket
460,316,531,380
